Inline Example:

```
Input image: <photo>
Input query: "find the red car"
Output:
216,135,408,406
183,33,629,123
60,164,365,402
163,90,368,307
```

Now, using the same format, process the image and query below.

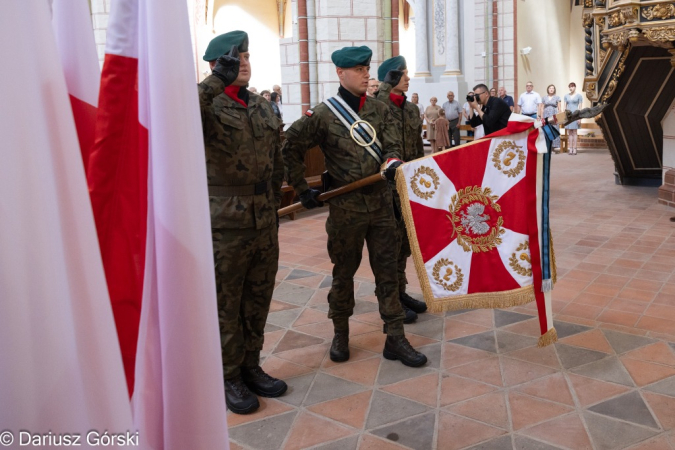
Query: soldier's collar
338,85,366,112
389,92,406,108
224,85,249,108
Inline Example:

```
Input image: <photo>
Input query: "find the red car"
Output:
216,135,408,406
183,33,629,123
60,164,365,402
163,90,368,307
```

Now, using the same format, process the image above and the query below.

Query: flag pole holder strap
350,120,377,147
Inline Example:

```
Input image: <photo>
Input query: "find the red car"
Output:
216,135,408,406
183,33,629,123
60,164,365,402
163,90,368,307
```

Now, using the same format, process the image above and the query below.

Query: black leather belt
331,179,387,195
208,180,271,197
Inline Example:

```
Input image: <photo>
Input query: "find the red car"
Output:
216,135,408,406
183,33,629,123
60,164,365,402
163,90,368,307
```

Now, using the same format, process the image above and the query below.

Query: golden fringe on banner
427,286,536,314
538,327,558,347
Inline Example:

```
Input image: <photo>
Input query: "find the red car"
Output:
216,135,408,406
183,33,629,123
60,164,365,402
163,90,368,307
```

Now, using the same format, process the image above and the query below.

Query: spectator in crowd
411,93,425,121
270,92,283,120
272,85,282,101
468,83,511,135
490,88,497,97
367,78,379,97
462,93,474,137
260,90,271,101
424,97,442,152
542,84,561,150
434,109,451,152
517,81,542,118
499,87,514,112
442,91,463,147
563,82,583,155
272,85,283,116
249,87,258,94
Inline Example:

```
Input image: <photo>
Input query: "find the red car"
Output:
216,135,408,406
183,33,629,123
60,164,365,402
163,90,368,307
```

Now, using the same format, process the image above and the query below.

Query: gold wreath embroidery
432,258,464,292
492,140,526,178
447,186,505,253
410,166,440,200
509,241,533,277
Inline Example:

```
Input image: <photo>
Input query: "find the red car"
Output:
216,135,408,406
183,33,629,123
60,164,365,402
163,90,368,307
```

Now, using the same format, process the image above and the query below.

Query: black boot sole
383,348,428,367
226,398,260,415
246,383,288,398
330,351,350,362
403,314,417,324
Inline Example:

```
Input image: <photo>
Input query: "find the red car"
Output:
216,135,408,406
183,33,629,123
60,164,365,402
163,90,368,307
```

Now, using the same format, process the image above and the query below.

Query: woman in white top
563,82,583,155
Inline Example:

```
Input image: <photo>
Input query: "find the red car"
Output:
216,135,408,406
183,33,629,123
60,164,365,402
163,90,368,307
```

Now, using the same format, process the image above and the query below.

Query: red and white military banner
397,115,557,346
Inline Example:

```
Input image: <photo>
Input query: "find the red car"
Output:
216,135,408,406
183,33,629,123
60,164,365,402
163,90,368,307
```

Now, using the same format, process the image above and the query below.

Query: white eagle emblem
460,203,491,235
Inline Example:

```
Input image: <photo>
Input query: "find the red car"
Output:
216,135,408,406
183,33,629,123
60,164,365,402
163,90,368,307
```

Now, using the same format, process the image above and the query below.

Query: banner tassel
541,279,553,292
538,327,558,347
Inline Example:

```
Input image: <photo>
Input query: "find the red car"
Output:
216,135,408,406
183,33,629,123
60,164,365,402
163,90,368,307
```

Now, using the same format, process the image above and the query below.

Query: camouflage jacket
198,75,284,230
375,83,424,163
282,94,402,213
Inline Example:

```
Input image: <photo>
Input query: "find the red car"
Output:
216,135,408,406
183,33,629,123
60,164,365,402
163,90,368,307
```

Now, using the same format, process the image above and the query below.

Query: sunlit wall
211,0,292,92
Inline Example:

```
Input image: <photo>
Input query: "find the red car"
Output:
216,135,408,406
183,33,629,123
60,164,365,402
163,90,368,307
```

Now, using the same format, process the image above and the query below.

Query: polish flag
0,0,132,440
51,0,101,172
89,0,229,447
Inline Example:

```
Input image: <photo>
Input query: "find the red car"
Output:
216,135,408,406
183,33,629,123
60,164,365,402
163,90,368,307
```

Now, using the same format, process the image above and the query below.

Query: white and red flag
0,0,132,440
89,0,229,447
51,0,101,172
397,115,558,345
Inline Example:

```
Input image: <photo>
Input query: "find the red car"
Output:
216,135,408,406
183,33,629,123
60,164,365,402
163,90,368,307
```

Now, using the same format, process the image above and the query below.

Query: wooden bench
560,121,604,153
459,124,474,143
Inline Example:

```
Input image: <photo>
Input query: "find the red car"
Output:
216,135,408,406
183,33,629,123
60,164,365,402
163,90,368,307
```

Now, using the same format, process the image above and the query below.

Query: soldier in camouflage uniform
282,46,427,368
375,56,429,321
199,30,287,414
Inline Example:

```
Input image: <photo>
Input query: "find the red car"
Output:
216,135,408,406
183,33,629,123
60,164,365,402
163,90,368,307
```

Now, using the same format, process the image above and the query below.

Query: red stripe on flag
88,53,148,397
410,201,457,263
436,139,492,191
69,94,97,173
468,248,521,294
496,178,529,235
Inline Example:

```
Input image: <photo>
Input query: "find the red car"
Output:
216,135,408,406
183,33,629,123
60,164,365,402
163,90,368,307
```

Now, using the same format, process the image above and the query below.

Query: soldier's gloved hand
383,69,404,88
383,160,403,181
299,189,323,209
212,45,240,87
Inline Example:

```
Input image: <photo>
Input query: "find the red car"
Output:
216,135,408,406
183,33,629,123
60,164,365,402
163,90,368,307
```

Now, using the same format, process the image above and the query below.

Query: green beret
203,30,249,62
377,56,407,81
331,46,373,68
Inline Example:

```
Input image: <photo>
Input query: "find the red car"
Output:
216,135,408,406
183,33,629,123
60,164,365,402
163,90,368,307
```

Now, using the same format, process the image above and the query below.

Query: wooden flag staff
278,173,384,217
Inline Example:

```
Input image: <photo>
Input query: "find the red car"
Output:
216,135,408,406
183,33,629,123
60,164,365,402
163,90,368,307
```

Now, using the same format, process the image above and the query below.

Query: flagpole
278,172,384,217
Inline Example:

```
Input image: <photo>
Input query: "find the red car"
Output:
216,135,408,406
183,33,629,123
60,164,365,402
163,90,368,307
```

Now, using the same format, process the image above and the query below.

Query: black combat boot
383,335,428,367
241,366,288,398
400,301,418,324
330,331,350,362
400,292,428,313
224,375,260,414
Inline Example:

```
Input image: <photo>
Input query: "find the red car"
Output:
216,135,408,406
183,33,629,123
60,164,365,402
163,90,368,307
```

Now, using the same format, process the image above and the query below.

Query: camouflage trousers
212,225,278,379
397,215,411,294
325,203,405,336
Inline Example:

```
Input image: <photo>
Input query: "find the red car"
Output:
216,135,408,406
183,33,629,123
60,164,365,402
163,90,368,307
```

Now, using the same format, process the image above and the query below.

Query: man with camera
467,83,512,136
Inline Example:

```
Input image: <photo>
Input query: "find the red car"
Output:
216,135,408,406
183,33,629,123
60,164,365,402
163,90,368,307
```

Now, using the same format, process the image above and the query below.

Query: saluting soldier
198,30,287,415
374,56,428,321
282,46,427,368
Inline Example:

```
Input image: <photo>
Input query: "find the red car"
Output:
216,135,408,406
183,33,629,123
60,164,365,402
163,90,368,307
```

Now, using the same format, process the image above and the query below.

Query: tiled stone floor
228,147,675,450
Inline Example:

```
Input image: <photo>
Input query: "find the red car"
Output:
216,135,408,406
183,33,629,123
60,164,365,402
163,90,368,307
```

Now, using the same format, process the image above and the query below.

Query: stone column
412,0,431,77
443,0,460,75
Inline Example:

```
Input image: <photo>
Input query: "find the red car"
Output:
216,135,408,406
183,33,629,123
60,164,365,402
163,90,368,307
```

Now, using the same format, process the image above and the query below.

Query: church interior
5,0,675,449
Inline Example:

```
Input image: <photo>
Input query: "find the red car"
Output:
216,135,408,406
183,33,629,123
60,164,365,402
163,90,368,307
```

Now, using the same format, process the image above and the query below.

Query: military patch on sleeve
305,109,313,117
